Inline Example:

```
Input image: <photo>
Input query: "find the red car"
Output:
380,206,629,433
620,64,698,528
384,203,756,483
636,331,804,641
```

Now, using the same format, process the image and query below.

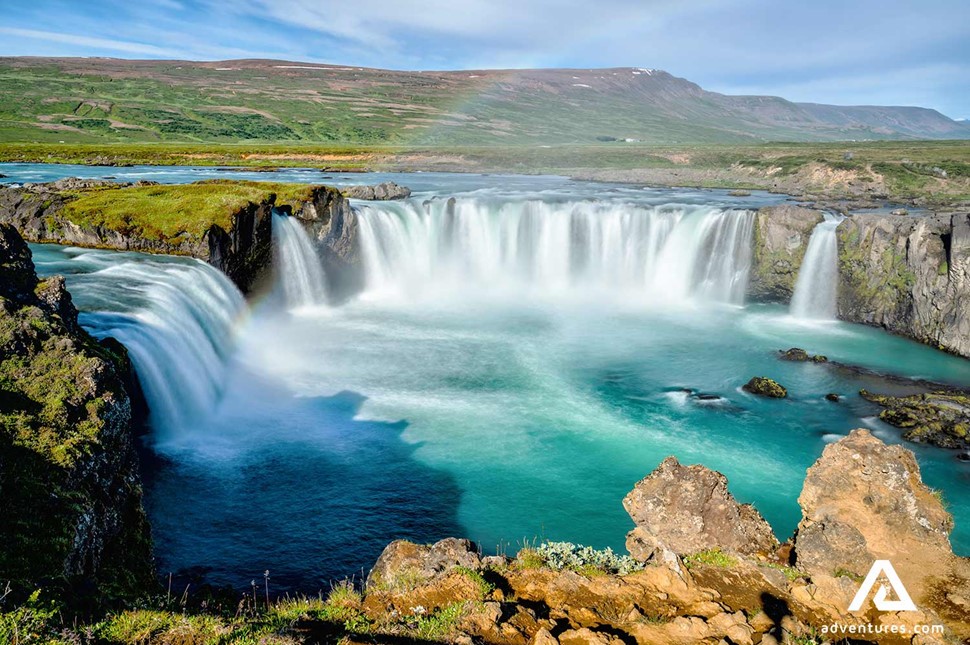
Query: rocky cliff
748,204,824,303
287,187,363,298
0,224,154,602
837,212,970,357
0,179,363,294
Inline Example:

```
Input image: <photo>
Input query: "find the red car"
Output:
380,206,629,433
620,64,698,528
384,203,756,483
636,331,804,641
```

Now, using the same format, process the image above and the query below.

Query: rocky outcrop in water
623,456,778,562
0,224,154,601
342,181,411,201
837,212,970,358
742,376,787,398
778,347,827,362
748,205,824,302
0,180,364,294
860,388,970,449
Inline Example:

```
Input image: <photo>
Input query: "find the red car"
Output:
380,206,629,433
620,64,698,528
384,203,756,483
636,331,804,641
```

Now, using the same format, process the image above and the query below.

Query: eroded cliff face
748,205,824,302
0,180,364,297
289,187,363,298
0,224,154,601
837,212,970,357
0,180,274,292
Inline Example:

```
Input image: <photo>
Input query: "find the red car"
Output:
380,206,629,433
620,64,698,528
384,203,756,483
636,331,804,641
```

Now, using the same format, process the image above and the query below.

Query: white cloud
0,27,178,57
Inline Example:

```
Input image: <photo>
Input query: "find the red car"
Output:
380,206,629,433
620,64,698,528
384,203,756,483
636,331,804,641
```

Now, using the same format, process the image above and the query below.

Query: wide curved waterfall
355,199,755,304
77,258,246,435
790,214,844,319
272,211,328,309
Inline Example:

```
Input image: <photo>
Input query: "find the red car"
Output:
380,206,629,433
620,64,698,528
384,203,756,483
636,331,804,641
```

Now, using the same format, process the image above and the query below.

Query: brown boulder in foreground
793,429,954,593
366,537,481,590
623,456,778,562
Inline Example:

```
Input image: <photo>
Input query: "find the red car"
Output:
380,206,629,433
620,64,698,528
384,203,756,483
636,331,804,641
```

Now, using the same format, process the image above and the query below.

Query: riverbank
2,140,969,209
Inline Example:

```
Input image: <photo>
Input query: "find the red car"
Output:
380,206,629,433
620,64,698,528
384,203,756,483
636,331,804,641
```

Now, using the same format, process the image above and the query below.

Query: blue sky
1,0,967,118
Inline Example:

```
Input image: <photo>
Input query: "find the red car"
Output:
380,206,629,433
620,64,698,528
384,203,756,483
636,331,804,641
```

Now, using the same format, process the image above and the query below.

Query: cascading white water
790,213,844,320
272,211,328,308
79,260,246,435
355,199,755,304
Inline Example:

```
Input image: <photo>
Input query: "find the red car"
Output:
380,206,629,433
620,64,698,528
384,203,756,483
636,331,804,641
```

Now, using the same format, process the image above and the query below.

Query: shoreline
2,139,969,211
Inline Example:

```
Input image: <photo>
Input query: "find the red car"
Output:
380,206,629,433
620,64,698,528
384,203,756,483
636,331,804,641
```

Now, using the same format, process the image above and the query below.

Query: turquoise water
19,163,970,591
240,297,970,559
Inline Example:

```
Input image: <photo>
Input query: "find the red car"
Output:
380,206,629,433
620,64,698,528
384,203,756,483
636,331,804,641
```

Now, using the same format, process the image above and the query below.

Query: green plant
454,567,495,599
515,548,546,570
409,602,467,641
683,549,737,569
760,562,802,581
0,590,59,644
531,541,645,575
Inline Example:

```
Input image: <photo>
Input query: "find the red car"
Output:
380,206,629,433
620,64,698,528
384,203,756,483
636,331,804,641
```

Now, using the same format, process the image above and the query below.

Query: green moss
743,376,788,398
860,389,970,449
838,223,917,315
60,180,318,240
833,568,864,582
0,262,154,603
683,549,738,569
760,562,803,581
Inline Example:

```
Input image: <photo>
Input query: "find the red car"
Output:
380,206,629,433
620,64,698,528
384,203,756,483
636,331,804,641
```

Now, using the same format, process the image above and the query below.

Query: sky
0,0,967,119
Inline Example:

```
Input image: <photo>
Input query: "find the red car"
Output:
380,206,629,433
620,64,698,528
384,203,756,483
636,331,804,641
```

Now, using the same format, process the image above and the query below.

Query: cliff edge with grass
0,178,356,292
0,223,154,605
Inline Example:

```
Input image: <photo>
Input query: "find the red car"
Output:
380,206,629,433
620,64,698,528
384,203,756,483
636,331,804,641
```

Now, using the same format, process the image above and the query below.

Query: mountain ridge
0,56,967,145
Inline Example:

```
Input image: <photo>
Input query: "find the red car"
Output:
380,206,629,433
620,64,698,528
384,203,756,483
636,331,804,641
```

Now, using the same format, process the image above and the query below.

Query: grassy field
58,180,317,240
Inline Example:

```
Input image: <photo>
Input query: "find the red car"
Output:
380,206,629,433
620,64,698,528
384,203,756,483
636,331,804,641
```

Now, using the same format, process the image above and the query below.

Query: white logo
848,560,917,612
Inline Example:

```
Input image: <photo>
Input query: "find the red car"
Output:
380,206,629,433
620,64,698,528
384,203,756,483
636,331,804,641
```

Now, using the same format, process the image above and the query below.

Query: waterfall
272,211,328,308
78,259,246,435
790,214,844,320
355,199,755,304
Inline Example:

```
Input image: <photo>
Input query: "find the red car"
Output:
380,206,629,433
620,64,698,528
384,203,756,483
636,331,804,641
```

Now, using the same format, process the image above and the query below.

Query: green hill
1,57,967,146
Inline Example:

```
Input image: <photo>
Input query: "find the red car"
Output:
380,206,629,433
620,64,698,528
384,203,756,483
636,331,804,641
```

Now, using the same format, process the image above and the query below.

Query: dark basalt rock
0,180,338,294
743,376,787,398
837,212,970,358
748,205,824,303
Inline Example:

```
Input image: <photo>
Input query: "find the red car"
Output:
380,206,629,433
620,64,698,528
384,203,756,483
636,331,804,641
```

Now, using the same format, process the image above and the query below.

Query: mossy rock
743,377,788,398
860,389,970,449
779,347,828,363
